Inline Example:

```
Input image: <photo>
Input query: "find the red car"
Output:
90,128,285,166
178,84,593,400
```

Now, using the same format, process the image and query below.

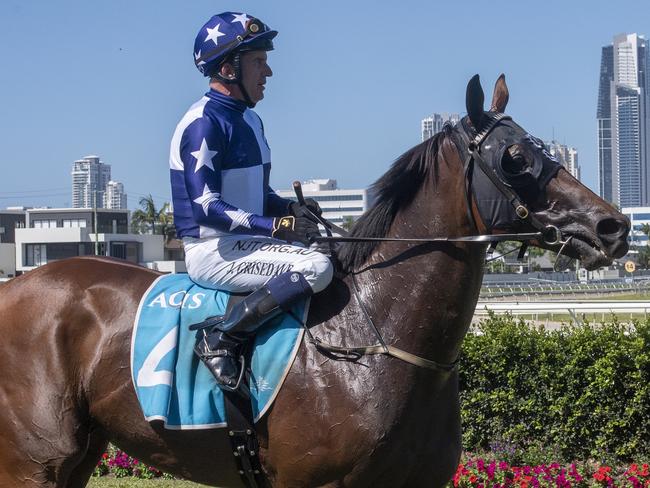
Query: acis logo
147,291,205,309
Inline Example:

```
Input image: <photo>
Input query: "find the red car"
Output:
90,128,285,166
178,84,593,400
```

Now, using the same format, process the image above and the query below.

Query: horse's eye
502,145,529,174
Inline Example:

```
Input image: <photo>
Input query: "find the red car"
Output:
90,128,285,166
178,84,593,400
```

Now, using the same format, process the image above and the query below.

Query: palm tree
131,195,173,239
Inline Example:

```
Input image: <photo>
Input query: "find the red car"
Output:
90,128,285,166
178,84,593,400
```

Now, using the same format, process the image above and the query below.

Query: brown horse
0,75,629,487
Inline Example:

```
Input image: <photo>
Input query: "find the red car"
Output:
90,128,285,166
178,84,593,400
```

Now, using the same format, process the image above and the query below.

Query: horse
0,75,629,487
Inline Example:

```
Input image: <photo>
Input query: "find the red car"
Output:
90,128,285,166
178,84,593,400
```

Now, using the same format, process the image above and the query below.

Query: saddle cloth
130,274,307,429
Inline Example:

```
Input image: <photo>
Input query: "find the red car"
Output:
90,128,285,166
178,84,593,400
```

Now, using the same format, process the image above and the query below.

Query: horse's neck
355,146,485,365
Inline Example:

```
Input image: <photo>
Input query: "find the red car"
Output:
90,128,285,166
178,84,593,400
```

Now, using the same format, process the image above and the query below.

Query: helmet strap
212,52,256,108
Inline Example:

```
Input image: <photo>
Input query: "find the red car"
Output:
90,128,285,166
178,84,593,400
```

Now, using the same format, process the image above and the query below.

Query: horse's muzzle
596,216,630,259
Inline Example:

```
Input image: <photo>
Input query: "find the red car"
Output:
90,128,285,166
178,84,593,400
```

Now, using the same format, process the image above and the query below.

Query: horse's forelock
338,124,454,273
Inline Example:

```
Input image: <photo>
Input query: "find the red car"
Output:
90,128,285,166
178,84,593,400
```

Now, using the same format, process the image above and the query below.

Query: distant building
71,155,112,208
15,208,164,273
545,141,580,180
0,209,27,278
276,179,371,225
622,206,650,247
597,33,650,207
421,113,460,141
104,180,127,209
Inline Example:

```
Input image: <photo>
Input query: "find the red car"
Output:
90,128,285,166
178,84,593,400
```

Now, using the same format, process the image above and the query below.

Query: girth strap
289,273,460,374
303,334,458,372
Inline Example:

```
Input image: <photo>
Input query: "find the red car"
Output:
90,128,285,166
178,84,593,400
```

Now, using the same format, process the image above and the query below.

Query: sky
1,0,649,211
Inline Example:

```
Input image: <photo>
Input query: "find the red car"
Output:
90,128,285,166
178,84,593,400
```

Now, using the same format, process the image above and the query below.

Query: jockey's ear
490,73,509,113
466,74,485,130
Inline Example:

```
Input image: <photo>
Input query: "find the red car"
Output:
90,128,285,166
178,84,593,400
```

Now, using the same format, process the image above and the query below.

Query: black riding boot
194,284,284,391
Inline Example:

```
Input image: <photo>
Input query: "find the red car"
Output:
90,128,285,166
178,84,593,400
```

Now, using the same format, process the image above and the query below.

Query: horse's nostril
596,217,629,238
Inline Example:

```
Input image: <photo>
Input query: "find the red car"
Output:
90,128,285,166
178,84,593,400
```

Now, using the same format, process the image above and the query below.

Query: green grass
86,478,211,488
606,292,650,300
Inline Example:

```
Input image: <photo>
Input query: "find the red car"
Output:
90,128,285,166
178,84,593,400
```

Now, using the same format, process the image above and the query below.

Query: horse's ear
490,73,509,113
466,74,485,129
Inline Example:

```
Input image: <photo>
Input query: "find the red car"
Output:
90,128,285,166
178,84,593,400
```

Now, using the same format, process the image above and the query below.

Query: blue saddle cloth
130,274,306,429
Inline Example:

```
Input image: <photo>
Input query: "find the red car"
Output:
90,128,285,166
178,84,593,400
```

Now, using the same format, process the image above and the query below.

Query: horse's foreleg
65,424,109,488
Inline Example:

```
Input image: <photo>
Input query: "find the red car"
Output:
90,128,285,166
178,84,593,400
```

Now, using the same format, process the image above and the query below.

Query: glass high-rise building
597,33,650,207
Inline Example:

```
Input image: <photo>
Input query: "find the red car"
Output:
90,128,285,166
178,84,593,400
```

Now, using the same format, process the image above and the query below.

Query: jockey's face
239,50,273,104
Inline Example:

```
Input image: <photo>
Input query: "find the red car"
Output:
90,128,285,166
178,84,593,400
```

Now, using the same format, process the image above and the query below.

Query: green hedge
459,314,650,462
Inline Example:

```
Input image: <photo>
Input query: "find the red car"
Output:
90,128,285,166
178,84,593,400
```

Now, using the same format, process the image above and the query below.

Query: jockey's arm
181,121,275,236
266,186,292,217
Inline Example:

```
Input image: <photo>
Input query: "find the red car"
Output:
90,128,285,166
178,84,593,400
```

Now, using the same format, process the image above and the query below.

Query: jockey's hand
289,198,322,218
272,216,320,246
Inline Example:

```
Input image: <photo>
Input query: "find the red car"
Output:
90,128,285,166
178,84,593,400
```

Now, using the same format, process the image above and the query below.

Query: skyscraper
545,141,580,181
104,181,128,209
597,33,650,207
421,113,460,141
71,155,112,208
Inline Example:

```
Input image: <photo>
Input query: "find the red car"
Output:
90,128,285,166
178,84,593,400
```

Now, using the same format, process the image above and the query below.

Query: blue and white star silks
230,13,249,29
224,209,253,231
169,89,292,239
192,12,277,78
193,184,220,215
194,50,205,67
204,24,225,46
191,139,217,173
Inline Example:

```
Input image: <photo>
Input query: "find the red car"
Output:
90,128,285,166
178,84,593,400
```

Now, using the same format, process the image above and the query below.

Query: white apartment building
72,155,112,208
622,206,650,247
421,113,460,141
545,141,581,180
276,179,371,226
104,180,127,209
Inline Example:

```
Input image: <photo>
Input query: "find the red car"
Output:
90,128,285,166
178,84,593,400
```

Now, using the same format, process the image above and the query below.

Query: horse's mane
338,124,453,273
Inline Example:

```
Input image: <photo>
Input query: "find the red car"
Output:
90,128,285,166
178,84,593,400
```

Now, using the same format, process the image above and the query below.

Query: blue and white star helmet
193,12,277,77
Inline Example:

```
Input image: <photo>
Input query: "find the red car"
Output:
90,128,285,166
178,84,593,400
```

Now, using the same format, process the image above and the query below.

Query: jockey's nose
596,217,630,259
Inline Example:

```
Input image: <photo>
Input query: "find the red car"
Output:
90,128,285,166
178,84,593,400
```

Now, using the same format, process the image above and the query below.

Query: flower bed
94,445,173,479
453,457,650,488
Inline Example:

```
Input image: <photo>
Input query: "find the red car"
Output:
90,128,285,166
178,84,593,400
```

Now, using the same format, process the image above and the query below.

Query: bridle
294,114,572,372
310,113,567,251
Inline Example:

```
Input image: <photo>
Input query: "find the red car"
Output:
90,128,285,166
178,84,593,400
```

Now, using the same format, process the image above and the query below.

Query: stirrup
220,355,246,393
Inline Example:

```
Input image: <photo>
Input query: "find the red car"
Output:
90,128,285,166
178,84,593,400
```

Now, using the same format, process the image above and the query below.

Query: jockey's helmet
193,12,277,79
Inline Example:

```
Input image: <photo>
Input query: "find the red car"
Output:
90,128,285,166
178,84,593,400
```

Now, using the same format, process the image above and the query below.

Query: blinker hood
460,117,562,232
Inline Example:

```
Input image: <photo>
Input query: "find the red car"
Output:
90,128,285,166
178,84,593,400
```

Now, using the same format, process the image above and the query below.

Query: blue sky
1,0,649,210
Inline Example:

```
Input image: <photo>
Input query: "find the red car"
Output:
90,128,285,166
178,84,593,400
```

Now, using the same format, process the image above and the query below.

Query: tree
131,195,174,241
341,216,355,231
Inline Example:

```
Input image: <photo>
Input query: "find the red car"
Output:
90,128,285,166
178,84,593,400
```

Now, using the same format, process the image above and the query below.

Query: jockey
169,12,333,391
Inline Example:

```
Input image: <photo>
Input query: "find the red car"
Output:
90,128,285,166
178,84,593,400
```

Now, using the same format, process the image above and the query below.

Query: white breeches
183,235,334,294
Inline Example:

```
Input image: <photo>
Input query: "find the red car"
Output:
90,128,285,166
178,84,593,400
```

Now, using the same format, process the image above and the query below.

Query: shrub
459,314,650,462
